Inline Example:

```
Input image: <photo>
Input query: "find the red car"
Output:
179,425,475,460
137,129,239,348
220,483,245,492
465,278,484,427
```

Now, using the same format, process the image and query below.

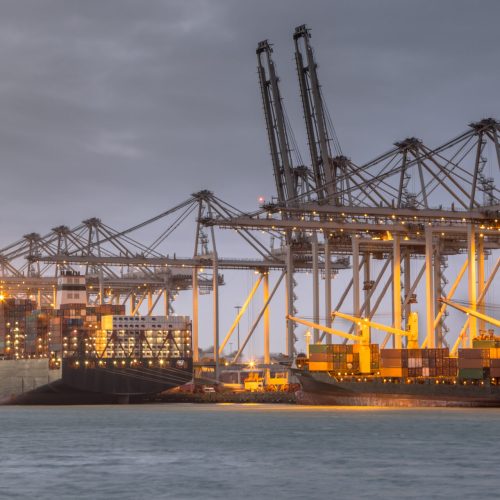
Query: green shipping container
309,344,330,354
472,340,500,348
458,368,485,380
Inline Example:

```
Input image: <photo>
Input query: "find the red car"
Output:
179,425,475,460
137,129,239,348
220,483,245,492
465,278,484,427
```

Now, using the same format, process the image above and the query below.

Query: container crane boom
331,310,419,348
287,315,360,342
256,40,296,205
438,299,500,328
293,24,343,204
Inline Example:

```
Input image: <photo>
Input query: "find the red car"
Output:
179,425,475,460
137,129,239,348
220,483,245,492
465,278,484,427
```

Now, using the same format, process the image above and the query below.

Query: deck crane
438,299,500,329
293,24,346,204
331,311,420,349
287,311,419,374
287,314,373,373
257,40,310,205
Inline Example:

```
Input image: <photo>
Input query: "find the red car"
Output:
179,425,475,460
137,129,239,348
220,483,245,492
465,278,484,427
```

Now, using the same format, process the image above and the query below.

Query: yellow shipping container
490,348,500,359
94,329,109,357
101,315,114,330
309,361,333,372
380,367,408,378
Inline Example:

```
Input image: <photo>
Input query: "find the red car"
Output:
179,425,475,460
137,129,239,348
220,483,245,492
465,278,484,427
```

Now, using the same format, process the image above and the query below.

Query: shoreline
152,391,297,404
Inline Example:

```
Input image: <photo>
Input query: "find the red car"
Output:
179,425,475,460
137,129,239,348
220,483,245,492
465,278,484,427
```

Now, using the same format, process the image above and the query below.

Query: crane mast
257,40,297,205
294,24,342,204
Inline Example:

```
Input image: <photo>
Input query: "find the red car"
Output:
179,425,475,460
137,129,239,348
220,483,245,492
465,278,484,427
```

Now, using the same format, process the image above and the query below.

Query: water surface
1,404,499,499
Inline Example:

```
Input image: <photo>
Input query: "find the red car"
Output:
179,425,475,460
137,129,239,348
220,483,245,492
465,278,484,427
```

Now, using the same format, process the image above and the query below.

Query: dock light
248,360,255,369
159,359,164,365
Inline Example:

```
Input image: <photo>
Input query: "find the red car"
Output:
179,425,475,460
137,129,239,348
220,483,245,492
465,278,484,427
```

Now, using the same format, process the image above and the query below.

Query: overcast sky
1,1,499,353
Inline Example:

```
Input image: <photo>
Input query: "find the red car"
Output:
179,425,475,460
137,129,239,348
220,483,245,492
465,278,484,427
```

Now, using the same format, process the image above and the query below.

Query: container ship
0,271,193,404
291,312,500,407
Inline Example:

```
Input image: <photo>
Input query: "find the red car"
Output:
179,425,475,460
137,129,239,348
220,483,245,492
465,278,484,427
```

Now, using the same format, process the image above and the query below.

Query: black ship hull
295,370,500,407
2,358,193,404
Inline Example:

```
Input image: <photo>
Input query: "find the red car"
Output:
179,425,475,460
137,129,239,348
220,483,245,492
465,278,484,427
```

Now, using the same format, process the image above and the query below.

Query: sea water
1,404,499,499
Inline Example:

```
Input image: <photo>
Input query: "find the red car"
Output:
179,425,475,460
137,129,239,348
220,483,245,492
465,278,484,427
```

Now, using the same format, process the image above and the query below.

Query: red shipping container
458,358,484,369
381,358,404,368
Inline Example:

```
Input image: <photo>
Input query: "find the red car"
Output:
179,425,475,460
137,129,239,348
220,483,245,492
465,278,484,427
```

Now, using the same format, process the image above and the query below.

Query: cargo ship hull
294,370,500,407
0,358,193,404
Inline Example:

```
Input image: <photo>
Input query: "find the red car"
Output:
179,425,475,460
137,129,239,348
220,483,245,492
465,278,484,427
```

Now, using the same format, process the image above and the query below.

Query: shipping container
458,358,484,369
380,367,408,378
458,348,488,359
309,361,333,372
309,353,331,362
458,368,485,380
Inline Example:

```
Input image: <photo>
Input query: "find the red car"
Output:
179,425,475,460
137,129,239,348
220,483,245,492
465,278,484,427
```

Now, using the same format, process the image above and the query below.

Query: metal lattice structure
1,24,499,381
205,24,500,365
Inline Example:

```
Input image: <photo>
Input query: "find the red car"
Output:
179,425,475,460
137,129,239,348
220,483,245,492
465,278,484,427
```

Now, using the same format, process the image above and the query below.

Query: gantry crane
287,310,419,374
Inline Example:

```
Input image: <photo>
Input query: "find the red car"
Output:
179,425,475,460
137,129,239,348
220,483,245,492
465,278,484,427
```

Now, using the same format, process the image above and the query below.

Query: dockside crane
293,24,346,204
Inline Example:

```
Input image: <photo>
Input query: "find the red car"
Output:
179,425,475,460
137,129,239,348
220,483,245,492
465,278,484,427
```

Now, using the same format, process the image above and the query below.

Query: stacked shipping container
381,348,457,378
0,299,36,358
457,348,495,379
308,344,380,374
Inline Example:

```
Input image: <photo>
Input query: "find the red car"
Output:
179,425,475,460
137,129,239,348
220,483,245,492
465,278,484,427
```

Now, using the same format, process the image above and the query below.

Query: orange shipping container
309,361,333,372
490,348,500,359
380,368,408,378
